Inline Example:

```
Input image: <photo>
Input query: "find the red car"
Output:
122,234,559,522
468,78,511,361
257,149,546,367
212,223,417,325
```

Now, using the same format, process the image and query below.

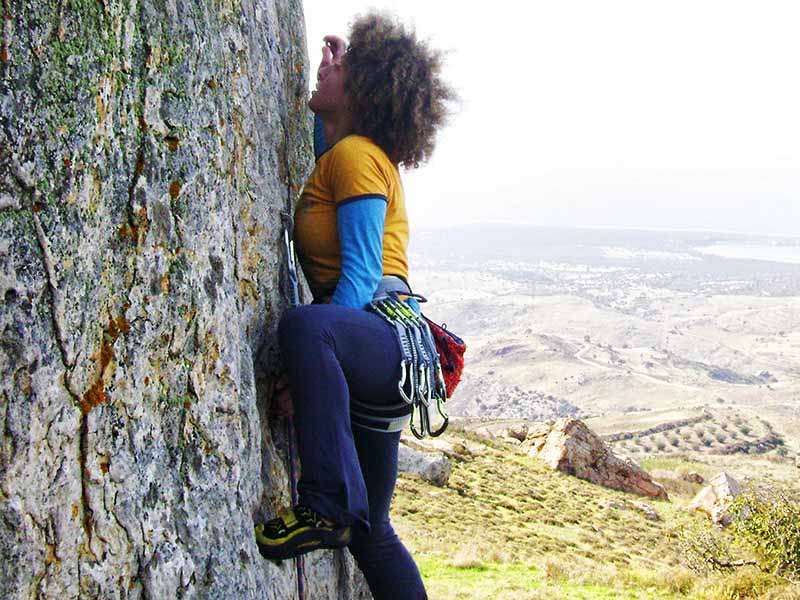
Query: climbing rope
281,212,305,600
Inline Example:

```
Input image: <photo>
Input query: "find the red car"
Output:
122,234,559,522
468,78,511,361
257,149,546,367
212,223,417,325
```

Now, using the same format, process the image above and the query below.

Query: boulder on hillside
520,418,669,500
688,472,742,525
398,444,453,486
401,435,483,459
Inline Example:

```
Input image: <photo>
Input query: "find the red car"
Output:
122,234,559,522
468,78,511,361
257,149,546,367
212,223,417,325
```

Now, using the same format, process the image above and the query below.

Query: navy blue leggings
278,304,427,600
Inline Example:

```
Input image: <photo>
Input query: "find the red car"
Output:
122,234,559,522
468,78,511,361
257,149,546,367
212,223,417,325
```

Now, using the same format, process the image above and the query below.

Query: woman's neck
317,111,354,147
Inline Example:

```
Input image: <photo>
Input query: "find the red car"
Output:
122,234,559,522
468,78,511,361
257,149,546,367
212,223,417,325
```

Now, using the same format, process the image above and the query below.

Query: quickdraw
370,293,449,439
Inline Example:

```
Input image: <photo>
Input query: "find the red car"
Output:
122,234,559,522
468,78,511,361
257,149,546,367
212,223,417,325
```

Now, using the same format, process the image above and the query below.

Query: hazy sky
304,1,800,235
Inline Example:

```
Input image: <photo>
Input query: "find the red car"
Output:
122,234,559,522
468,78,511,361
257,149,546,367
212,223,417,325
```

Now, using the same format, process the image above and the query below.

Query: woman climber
254,11,455,600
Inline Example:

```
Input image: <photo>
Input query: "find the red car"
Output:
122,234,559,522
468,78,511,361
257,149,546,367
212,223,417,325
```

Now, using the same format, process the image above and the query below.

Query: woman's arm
313,36,346,160
313,115,328,160
326,138,391,310
329,197,386,309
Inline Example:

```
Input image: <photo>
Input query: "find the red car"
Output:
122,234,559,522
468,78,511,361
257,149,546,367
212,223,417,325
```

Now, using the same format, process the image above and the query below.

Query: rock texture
397,444,452,487
0,1,366,598
688,472,742,525
521,418,669,501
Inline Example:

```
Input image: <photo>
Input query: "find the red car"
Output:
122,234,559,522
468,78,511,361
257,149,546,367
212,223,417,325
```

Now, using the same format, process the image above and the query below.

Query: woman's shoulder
330,135,392,165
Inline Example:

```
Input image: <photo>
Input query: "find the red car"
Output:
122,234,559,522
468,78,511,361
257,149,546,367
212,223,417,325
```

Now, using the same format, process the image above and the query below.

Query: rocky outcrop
0,1,366,598
520,418,669,501
688,472,742,525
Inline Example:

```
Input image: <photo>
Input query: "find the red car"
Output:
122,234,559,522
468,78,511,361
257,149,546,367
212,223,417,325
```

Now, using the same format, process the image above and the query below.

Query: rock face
688,472,742,525
521,418,669,501
397,444,452,487
0,1,366,598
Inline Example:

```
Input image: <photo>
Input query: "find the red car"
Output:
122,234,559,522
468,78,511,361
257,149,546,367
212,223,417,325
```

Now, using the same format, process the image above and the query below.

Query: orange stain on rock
80,315,129,415
164,136,180,152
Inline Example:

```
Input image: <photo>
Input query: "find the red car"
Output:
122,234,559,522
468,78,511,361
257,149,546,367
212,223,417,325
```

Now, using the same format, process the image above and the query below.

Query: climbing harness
279,211,305,600
369,290,450,439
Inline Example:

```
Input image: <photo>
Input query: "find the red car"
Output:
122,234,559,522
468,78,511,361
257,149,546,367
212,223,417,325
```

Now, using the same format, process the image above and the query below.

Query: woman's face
309,61,348,115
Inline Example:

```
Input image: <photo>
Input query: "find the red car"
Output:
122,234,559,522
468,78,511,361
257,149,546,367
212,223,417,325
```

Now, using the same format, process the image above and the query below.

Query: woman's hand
317,35,347,83
324,35,347,64
272,372,294,417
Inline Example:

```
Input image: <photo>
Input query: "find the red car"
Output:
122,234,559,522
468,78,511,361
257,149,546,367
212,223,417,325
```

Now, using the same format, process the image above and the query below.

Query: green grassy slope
392,431,800,600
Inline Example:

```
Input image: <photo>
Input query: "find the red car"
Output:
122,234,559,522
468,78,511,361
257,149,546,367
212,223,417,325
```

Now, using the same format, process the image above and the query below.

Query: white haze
303,0,800,235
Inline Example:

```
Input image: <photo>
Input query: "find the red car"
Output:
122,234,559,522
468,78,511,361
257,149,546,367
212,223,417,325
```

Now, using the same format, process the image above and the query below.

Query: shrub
740,425,752,436
679,521,744,575
730,483,800,580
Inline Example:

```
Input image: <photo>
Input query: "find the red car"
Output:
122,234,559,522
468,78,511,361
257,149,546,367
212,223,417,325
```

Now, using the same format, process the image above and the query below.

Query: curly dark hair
344,12,456,169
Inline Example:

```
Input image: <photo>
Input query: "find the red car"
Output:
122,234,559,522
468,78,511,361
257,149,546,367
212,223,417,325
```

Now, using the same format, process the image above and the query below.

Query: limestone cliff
0,1,364,597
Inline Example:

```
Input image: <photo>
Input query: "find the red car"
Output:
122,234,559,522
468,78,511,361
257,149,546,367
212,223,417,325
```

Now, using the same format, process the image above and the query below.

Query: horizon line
415,220,800,239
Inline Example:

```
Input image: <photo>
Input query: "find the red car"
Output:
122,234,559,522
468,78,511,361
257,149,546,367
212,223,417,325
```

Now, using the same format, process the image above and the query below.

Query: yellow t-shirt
295,135,409,301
